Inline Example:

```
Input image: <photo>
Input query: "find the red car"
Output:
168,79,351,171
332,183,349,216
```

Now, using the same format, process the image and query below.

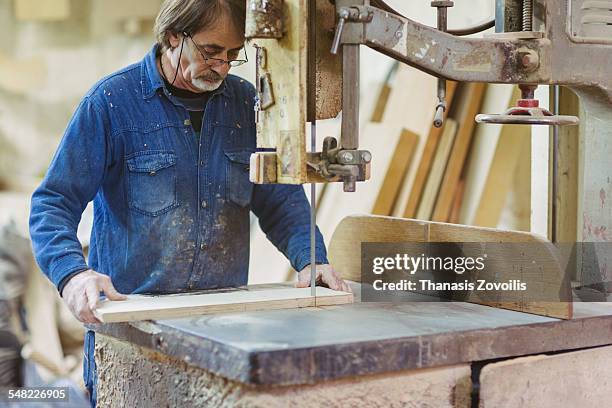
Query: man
29,0,350,405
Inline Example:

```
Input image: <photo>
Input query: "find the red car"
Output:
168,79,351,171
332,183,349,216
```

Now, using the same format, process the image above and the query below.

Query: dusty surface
95,334,471,407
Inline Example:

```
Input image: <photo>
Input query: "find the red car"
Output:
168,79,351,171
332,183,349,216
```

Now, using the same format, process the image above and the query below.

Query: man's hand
62,269,127,323
296,264,352,293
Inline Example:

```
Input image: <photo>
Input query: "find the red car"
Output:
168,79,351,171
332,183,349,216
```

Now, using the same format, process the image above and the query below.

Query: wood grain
372,129,419,216
432,83,486,222
402,81,459,218
328,215,572,319
94,286,353,323
416,119,458,220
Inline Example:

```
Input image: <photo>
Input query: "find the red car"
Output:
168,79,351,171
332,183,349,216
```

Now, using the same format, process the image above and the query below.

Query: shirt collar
141,44,230,100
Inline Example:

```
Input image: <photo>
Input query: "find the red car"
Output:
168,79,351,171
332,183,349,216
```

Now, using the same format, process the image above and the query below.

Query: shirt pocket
126,150,179,216
224,149,254,208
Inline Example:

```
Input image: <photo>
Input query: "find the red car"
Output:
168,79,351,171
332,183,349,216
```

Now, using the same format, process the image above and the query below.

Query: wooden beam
402,81,459,218
555,86,579,243
416,119,458,220
15,0,70,21
372,129,419,216
94,286,353,323
458,85,517,226
432,83,486,222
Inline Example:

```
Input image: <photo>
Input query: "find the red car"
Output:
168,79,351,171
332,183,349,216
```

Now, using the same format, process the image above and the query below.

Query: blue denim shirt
29,44,328,295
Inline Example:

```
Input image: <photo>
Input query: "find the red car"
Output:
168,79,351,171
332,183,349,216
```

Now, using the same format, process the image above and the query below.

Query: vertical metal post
308,0,317,296
551,85,560,243
310,123,317,297
341,45,360,151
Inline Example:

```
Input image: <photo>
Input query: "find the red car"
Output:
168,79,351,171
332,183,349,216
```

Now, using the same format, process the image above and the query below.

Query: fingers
98,275,127,301
62,270,125,324
85,283,100,311
324,275,341,291
339,280,353,293
78,287,100,324
294,280,310,288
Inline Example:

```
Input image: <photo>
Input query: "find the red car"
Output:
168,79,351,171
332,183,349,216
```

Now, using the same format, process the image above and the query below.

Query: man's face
169,13,245,92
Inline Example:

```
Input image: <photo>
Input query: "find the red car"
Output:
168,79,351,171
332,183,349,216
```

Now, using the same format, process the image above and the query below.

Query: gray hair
154,0,246,51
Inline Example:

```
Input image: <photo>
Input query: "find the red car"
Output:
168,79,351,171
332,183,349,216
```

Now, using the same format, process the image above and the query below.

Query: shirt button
200,161,205,166
201,200,207,209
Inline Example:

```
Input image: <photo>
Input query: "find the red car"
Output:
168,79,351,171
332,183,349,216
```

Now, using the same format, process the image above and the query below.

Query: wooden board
416,118,458,220
479,345,612,408
328,215,572,319
254,0,307,183
372,129,419,216
0,53,46,94
458,85,518,226
432,83,486,222
402,81,459,218
388,69,440,217
555,86,579,243
15,0,70,21
94,286,353,323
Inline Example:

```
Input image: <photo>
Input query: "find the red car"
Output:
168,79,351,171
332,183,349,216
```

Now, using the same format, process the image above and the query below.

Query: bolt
517,49,539,72
361,151,372,163
395,30,403,39
340,152,354,163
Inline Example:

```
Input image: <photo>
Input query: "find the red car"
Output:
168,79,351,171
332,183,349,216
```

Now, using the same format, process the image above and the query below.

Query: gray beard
191,77,223,92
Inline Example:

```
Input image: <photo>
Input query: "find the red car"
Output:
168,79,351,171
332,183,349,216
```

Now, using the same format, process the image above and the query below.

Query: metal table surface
92,284,612,386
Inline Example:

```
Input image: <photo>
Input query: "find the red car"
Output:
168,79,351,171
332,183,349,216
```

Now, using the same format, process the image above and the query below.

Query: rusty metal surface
91,289,612,386
342,1,612,102
361,5,550,84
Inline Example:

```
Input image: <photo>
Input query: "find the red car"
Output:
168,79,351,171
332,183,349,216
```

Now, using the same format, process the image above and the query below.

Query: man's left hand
296,264,352,293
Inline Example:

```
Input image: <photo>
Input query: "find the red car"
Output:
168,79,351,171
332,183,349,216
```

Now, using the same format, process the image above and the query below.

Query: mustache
198,72,223,82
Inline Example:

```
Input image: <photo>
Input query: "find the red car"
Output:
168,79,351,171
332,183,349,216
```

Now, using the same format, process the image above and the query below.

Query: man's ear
167,31,181,49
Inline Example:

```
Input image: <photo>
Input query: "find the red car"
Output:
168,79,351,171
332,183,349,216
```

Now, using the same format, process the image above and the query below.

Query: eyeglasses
183,33,248,68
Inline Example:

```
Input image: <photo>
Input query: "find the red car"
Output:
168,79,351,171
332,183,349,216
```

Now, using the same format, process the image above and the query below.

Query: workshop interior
1,0,612,406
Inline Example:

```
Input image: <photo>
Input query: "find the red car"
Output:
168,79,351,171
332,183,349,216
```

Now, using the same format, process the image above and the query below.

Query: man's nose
211,63,231,77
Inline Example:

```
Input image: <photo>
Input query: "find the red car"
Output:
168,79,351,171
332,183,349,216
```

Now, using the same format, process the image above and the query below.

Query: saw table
91,283,612,407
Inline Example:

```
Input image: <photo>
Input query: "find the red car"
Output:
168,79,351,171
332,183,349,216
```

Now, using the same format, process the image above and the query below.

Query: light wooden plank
328,215,572,319
555,86,579,243
480,345,612,408
472,123,530,227
372,129,419,216
530,85,551,238
432,83,486,222
458,85,517,225
416,119,458,220
0,53,46,94
15,0,70,21
90,0,161,20
94,286,353,323
383,66,439,217
402,81,459,218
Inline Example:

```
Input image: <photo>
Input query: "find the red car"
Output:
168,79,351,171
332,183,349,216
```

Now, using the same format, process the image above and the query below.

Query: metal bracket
331,6,373,54
308,137,372,192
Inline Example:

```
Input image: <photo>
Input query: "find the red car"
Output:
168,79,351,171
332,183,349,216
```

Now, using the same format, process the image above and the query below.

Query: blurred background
0,0,572,403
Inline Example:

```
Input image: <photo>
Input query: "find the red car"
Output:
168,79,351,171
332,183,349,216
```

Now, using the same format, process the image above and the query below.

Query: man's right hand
62,269,127,323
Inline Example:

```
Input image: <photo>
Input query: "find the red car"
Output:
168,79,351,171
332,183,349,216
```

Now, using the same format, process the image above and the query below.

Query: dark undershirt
162,77,211,137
